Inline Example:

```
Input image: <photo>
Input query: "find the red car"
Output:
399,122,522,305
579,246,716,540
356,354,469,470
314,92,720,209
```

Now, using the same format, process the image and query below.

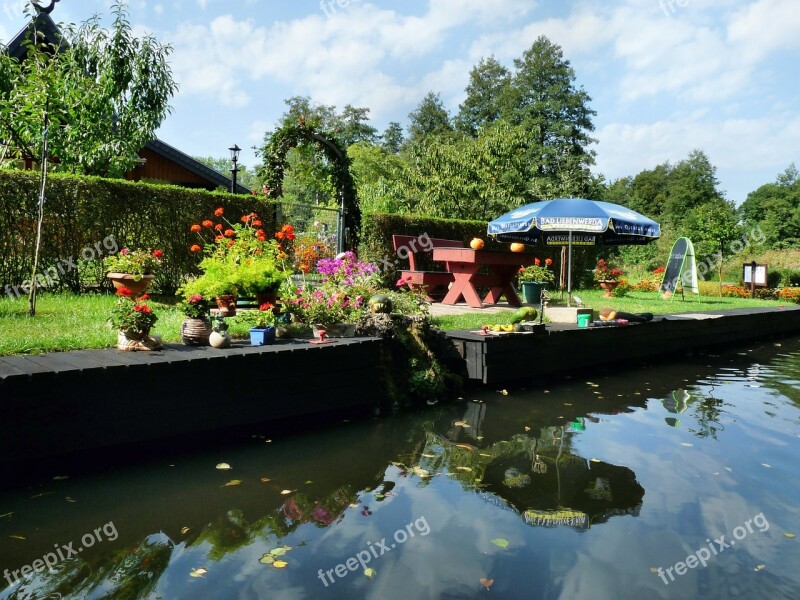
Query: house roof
5,12,64,61
144,139,252,194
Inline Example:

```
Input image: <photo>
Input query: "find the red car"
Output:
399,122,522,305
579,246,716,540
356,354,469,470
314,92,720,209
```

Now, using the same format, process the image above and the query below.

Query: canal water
1,338,800,600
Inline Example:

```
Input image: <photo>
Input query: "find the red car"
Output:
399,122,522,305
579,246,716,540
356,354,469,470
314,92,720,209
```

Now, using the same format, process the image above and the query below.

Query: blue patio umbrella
487,198,660,305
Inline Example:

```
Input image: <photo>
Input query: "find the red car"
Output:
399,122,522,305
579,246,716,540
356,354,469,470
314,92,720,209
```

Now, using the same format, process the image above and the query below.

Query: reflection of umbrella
488,198,660,305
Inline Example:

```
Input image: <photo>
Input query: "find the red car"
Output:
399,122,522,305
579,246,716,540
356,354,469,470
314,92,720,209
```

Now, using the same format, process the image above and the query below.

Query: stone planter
181,317,212,346
106,273,154,296
117,329,163,352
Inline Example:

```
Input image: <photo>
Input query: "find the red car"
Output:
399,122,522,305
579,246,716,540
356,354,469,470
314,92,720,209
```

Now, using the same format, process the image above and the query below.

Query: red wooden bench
392,234,464,299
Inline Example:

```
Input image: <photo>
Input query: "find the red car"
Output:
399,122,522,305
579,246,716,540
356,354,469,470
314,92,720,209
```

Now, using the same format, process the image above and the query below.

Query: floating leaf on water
422,453,436,458
480,578,494,589
216,463,231,470
563,403,572,406
280,489,294,495
189,568,207,578
305,480,313,484
454,420,470,427
761,463,772,468
476,436,484,441
590,458,601,463
223,480,242,487
410,466,431,478
375,493,385,500
0,512,12,519
491,538,509,549
272,560,288,569
500,389,508,395
456,466,472,472
455,444,475,451
713,472,720,476
53,475,69,481
10,535,25,540
479,453,492,457
524,426,531,432
65,497,77,503
349,503,360,508
270,547,288,556
181,527,190,535
260,477,271,483
754,564,766,572
784,533,796,538
724,467,733,472
544,390,550,394
649,567,659,573
681,443,693,447
364,567,377,579
265,440,272,443
259,554,275,564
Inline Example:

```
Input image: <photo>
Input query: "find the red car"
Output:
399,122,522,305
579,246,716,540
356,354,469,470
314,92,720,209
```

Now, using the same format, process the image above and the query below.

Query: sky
1,0,799,203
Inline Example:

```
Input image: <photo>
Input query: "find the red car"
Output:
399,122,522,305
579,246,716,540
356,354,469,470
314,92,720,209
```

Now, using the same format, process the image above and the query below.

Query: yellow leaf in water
524,426,531,432
216,463,231,470
280,489,294,495
649,567,659,573
10,535,25,540
480,453,492,457
181,527,190,535
223,480,242,487
681,443,693,447
456,466,473,472
590,458,601,463
272,560,288,569
476,436,484,441
761,463,772,468
411,466,431,478
480,578,494,589
500,389,508,395
65,497,76,503
754,564,766,572
455,444,475,451
491,538,510,549
270,547,288,556
784,533,796,538
53,475,69,481
189,568,207,578
454,420,470,427
422,453,436,458
364,567,377,579
259,554,275,564
260,477,271,483
563,403,572,406
350,503,360,508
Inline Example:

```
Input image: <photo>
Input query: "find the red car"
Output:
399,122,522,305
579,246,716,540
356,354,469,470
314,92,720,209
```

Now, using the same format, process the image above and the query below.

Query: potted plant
518,258,555,304
594,258,625,298
108,287,163,351
208,314,232,349
234,302,277,346
104,248,164,295
179,294,213,345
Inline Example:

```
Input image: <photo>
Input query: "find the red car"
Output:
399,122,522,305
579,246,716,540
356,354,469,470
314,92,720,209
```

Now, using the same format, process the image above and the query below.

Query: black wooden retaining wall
447,307,800,385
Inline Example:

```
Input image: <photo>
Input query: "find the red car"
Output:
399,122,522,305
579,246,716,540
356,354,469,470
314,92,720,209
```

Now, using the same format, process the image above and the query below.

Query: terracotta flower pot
107,273,154,295
598,280,620,298
215,295,237,317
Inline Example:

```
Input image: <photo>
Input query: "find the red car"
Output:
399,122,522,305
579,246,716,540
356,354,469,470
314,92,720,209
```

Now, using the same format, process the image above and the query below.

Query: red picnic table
431,247,536,308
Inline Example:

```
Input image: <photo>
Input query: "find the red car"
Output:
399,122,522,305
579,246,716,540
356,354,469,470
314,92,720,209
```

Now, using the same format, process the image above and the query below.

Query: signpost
743,261,768,298
659,237,700,301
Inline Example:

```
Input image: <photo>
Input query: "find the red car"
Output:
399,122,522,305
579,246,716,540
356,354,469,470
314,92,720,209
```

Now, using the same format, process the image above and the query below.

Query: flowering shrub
631,267,664,292
286,288,367,326
291,224,335,274
720,285,750,298
778,288,800,303
234,303,277,329
594,259,624,282
518,258,555,283
180,294,211,319
316,252,379,287
104,248,163,279
109,288,157,335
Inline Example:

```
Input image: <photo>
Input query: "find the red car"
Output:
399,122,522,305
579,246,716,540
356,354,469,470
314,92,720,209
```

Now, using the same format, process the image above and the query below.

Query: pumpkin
470,238,485,250
509,242,525,253
368,294,393,314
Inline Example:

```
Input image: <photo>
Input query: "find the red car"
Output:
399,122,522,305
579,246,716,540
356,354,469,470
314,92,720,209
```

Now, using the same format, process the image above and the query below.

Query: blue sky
2,0,799,203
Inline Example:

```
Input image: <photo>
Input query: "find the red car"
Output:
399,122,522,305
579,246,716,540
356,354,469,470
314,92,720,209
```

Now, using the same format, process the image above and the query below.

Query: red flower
152,250,164,258
214,224,223,231
545,258,553,266
190,244,202,253
214,207,224,217
202,220,213,228
275,231,285,240
140,294,150,300
189,294,203,303
518,266,526,273
190,224,201,233
215,235,224,242
534,258,540,266
117,287,133,297
224,229,235,238
227,240,235,247
259,302,273,311
241,215,249,223
253,220,262,227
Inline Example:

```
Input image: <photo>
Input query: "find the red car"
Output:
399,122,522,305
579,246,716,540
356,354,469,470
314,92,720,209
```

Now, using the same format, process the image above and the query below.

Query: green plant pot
521,281,546,304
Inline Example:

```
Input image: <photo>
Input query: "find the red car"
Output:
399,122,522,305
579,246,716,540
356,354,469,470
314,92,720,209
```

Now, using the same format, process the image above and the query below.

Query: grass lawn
0,289,789,356
430,289,786,331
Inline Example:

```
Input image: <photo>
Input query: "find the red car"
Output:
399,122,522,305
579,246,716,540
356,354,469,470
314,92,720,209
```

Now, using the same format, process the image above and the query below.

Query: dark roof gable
145,139,251,194
5,12,63,61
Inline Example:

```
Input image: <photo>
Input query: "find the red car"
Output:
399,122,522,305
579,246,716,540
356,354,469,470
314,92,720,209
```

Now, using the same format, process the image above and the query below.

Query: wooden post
750,260,757,299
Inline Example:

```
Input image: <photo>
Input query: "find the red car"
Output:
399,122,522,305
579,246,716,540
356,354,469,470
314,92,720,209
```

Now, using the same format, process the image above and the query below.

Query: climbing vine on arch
258,118,360,251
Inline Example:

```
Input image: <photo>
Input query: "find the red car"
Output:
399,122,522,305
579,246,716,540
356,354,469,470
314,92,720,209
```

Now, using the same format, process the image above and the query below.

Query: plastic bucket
576,314,591,328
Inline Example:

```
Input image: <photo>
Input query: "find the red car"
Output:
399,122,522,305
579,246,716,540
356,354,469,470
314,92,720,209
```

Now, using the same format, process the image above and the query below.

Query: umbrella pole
567,231,573,307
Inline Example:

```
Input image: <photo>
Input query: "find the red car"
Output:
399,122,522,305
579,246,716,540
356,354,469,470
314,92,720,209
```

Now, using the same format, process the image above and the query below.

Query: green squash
511,306,537,324
368,294,393,314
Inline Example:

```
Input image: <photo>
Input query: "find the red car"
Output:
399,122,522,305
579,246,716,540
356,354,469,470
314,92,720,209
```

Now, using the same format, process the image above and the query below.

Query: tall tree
335,104,378,146
684,199,741,293
663,150,725,228
381,121,404,154
739,164,800,248
406,91,452,145
0,1,178,176
455,56,510,136
194,156,257,192
506,36,596,193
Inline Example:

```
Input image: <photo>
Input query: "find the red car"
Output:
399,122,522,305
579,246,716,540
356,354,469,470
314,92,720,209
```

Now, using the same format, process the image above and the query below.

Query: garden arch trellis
259,119,360,254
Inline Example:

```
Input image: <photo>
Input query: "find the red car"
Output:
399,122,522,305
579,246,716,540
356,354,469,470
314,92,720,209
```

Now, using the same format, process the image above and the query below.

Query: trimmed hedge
0,171,279,294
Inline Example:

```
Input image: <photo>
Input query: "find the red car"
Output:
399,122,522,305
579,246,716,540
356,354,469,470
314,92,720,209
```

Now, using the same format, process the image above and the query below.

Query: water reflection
2,339,800,599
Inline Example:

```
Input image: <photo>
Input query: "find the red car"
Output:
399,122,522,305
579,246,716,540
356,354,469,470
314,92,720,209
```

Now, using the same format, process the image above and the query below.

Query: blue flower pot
249,326,276,346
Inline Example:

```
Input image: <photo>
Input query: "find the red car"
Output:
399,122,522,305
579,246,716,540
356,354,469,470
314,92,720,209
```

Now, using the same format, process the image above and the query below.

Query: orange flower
215,235,224,242
277,252,287,260
545,258,553,266
299,263,309,273
214,207,224,217
253,220,262,227
241,215,249,223
190,244,202,253
256,229,266,237
117,287,133,297
256,235,267,242
227,240,235,247
214,224,223,231
224,229,235,238
275,231,285,241
534,258,540,266
202,220,213,228
518,266,525,273
190,224,201,233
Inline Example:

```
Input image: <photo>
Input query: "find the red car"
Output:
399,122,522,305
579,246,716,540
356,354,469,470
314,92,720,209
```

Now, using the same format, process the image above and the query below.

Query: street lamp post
229,144,241,194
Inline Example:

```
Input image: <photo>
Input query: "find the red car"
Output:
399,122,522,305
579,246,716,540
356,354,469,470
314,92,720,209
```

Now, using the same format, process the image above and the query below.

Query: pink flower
120,248,129,255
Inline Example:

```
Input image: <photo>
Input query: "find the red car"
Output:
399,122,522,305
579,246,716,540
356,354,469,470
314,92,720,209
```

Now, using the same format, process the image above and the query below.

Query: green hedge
0,170,279,295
